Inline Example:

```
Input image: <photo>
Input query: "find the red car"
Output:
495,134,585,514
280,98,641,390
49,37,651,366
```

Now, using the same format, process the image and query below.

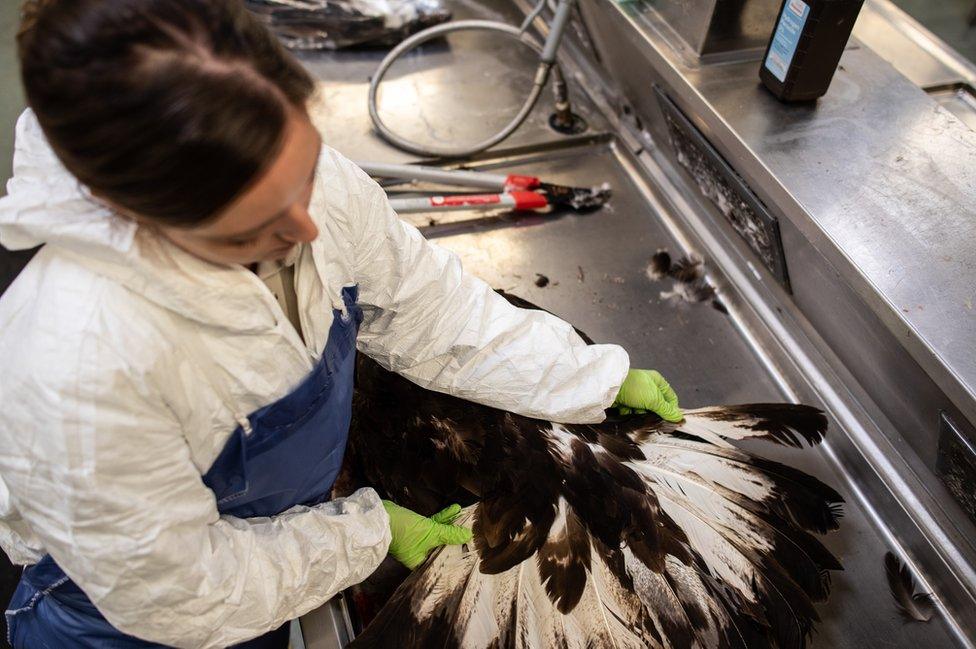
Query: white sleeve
337,155,629,424
3,355,390,649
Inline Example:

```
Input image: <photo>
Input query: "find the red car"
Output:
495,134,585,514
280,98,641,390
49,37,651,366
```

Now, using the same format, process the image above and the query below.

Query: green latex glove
613,369,683,422
382,500,472,570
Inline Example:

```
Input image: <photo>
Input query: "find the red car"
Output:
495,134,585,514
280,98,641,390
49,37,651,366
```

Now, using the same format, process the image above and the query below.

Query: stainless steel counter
703,50,976,444
591,0,976,428
573,0,976,643
854,0,976,132
297,0,974,645
407,140,960,649
854,0,976,91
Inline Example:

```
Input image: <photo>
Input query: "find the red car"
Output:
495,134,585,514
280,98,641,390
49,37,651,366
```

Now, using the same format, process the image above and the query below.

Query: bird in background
339,293,844,649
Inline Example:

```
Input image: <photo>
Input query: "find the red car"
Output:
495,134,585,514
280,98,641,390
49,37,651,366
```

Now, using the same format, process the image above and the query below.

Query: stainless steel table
294,0,974,645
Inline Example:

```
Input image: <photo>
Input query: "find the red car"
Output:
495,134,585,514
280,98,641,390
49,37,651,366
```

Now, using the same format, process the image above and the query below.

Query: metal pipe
540,0,575,63
358,162,509,190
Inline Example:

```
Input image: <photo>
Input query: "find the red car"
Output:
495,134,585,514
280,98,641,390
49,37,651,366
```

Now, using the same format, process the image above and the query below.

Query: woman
0,0,682,647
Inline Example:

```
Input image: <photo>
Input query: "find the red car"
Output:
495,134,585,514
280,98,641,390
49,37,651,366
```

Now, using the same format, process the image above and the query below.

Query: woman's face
154,108,323,267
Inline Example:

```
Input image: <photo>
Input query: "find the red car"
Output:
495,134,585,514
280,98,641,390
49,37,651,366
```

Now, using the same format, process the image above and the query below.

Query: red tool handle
507,191,549,210
388,191,549,214
504,174,542,190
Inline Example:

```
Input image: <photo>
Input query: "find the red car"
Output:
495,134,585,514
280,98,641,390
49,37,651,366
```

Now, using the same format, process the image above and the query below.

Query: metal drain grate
655,87,790,292
937,411,976,524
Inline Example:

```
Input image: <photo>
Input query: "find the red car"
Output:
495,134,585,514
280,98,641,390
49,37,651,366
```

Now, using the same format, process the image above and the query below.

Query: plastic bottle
760,0,865,101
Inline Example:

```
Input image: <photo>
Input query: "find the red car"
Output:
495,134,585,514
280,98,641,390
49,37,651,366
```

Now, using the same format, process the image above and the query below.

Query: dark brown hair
17,0,316,225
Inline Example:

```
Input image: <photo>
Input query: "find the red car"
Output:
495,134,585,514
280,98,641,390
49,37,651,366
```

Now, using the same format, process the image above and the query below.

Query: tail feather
536,499,591,614
680,405,828,448
642,435,843,534
589,540,667,647
630,457,832,601
348,545,477,647
474,491,554,575
620,547,700,649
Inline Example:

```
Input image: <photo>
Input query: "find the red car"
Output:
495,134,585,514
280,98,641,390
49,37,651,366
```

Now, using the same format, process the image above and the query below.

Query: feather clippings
668,255,704,284
649,250,673,279
343,292,844,648
884,552,935,623
647,249,726,313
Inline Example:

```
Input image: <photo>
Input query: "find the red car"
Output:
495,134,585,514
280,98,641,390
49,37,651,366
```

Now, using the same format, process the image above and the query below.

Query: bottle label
765,0,810,82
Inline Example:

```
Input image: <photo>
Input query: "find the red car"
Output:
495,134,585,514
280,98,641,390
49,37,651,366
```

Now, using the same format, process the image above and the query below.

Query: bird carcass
340,293,844,649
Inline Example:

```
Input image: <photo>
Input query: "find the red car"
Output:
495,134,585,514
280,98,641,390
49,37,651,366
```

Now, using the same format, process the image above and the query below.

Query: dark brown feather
535,506,590,614
668,255,705,283
473,492,554,574
884,552,935,623
649,250,673,279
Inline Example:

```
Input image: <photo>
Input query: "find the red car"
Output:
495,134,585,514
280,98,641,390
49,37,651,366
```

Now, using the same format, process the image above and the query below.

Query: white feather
628,458,774,553
652,487,761,601
674,415,736,448
584,541,664,649
638,435,777,503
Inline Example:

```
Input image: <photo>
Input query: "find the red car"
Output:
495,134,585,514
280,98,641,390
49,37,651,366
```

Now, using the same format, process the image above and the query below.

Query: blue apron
5,286,363,649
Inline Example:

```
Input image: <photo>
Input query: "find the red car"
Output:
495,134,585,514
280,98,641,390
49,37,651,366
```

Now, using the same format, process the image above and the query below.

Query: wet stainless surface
927,83,976,132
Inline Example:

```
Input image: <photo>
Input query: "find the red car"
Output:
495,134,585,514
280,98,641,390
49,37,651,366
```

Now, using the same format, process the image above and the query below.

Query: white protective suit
0,109,629,648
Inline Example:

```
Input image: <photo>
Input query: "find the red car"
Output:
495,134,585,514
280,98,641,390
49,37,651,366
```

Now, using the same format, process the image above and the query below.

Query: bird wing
343,292,843,648
348,405,843,649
